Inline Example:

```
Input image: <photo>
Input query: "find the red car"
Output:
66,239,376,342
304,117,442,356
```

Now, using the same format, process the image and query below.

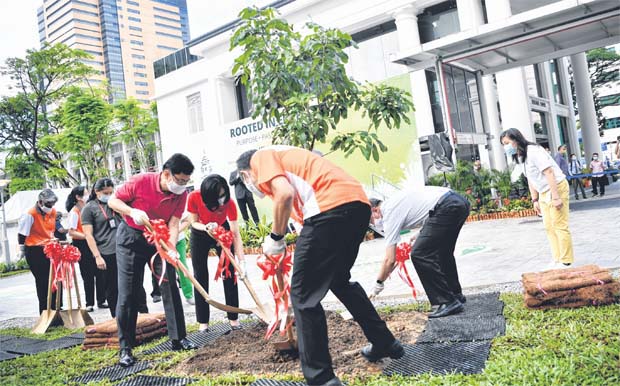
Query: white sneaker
545,261,560,270
185,297,195,305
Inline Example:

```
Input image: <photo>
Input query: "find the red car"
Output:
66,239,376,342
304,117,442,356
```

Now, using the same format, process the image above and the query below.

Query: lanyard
97,202,110,220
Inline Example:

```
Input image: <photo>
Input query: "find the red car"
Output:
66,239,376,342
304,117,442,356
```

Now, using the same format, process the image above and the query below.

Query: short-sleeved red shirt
115,172,187,231
187,190,238,225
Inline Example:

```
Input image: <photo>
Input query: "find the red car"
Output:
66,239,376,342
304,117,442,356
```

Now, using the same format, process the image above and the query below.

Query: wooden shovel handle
46,263,53,312
73,262,83,309
143,221,252,315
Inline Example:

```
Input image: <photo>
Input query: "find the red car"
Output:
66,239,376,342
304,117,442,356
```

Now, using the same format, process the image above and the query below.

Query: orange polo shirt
251,147,369,224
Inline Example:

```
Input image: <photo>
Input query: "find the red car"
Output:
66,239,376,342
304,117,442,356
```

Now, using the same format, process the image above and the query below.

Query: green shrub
15,258,29,270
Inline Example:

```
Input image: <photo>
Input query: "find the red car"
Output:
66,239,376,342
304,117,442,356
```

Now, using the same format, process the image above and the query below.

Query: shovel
143,221,253,316
191,222,274,324
271,265,297,351
59,263,94,329
31,266,62,334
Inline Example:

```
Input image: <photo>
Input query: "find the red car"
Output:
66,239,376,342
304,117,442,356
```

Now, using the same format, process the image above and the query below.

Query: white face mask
593,156,599,161
218,197,226,206
40,204,53,214
241,172,265,199
167,178,186,195
571,156,577,161
374,218,384,234
98,194,111,203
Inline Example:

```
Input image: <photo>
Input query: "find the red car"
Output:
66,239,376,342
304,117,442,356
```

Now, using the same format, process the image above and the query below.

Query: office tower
37,0,190,103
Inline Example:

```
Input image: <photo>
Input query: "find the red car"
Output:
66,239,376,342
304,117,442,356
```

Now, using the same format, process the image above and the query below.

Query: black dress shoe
152,295,162,303
118,348,136,368
455,293,466,303
361,339,405,362
171,338,198,351
428,300,464,318
317,377,344,386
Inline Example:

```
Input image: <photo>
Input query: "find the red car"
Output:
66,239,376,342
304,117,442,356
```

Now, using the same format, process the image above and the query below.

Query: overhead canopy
392,0,620,74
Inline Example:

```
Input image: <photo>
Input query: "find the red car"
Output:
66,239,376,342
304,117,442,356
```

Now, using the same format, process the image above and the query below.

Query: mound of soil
176,310,427,378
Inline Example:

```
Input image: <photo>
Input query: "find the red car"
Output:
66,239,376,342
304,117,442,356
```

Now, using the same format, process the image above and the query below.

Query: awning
392,0,620,74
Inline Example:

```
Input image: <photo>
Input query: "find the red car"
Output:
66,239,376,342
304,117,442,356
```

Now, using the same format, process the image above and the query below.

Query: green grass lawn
0,293,618,385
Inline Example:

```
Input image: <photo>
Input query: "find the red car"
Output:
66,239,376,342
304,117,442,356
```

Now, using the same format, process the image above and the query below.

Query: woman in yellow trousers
500,128,574,267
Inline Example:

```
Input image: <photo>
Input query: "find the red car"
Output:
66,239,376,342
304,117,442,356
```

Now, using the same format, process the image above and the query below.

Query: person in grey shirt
369,186,470,318
553,145,570,178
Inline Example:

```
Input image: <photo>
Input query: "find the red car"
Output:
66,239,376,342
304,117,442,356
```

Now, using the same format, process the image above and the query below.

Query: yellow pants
540,179,574,264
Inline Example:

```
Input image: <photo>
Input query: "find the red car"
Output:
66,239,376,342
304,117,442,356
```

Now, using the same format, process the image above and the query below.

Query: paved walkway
1,181,618,328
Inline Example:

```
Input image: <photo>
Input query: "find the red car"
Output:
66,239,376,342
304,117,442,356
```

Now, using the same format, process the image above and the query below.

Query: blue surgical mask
504,143,517,157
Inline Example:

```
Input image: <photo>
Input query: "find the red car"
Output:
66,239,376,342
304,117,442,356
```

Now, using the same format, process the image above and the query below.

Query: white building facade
154,0,620,189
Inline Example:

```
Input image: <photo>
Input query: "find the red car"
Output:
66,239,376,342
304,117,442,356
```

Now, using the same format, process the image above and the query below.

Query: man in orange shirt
17,189,61,314
236,147,403,386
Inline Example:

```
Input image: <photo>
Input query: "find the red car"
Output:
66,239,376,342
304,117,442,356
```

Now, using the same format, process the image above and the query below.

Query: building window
135,81,148,86
157,44,177,51
235,79,252,119
127,8,140,14
600,93,620,107
525,65,544,98
128,16,141,22
136,90,149,95
187,92,204,133
133,63,146,69
130,39,143,46
550,60,564,104
129,26,142,31
532,110,548,143
154,14,179,23
154,6,179,16
131,53,145,59
156,31,182,40
557,116,569,147
134,72,147,77
605,117,620,129
418,1,460,44
127,0,139,6
155,22,182,31
425,70,445,133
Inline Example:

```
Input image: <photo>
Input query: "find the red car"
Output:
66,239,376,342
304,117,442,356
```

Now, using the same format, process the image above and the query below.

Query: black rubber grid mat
7,336,84,355
384,341,492,376
0,351,22,361
454,292,504,319
69,360,152,383
115,375,195,386
65,332,85,340
1,336,45,353
142,321,258,355
251,380,306,386
416,315,505,343
0,334,18,343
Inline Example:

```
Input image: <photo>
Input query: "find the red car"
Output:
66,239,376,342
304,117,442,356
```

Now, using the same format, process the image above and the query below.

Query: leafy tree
0,43,94,186
113,99,160,173
230,7,414,161
53,88,114,185
3,154,45,194
570,48,620,134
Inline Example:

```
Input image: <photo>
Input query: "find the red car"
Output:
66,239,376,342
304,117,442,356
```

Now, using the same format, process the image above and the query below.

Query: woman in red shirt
187,174,246,331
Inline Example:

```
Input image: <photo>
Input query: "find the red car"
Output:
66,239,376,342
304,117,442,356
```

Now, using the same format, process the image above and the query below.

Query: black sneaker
98,302,109,309
171,338,198,351
119,348,136,368
428,300,464,318
152,295,162,303
361,339,405,362
455,293,467,304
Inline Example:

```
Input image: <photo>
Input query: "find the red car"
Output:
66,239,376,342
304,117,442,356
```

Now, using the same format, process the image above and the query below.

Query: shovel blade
273,338,298,352
60,310,94,329
31,310,61,334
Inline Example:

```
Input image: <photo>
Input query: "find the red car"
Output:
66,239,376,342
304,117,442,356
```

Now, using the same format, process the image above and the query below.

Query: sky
0,0,270,97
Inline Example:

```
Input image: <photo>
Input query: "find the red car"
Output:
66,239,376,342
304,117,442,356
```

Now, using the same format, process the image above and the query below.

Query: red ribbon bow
143,219,179,285
44,241,81,293
395,242,417,299
210,226,235,283
256,251,293,339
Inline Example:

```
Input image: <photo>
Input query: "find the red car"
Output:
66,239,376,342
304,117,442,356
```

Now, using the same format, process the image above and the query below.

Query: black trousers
25,245,62,314
591,176,606,195
74,239,106,307
571,178,586,199
237,196,260,223
291,201,396,385
411,192,469,305
100,253,118,318
116,221,186,349
190,222,239,323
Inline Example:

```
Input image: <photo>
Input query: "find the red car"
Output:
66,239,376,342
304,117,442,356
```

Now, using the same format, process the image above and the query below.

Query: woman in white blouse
500,128,574,267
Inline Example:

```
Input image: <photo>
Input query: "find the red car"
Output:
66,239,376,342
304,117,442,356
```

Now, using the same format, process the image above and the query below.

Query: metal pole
1,187,10,265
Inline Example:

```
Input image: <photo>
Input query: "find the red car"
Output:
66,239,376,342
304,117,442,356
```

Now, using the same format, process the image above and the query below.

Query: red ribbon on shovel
210,226,235,283
395,242,417,299
257,251,293,340
44,241,81,292
143,219,179,285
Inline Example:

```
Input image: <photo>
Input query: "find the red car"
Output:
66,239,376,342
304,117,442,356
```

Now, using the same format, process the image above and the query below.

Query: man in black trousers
229,170,260,223
109,153,197,367
369,186,469,318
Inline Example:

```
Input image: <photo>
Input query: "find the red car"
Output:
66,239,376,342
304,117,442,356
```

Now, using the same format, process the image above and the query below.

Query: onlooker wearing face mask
108,153,197,368
501,128,573,268
17,189,62,314
67,186,106,312
187,174,246,332
568,153,587,200
590,153,606,197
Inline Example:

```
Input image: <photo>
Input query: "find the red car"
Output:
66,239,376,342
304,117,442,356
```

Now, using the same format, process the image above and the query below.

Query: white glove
262,237,286,256
129,208,149,225
166,250,180,261
18,245,26,260
206,222,218,232
369,281,385,299
238,258,248,280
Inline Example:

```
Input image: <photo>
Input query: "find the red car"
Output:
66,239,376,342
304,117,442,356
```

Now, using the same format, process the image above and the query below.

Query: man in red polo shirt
236,147,403,386
109,153,197,367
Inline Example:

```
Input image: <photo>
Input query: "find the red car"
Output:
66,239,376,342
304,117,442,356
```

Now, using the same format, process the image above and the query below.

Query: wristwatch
270,232,284,241
376,279,384,285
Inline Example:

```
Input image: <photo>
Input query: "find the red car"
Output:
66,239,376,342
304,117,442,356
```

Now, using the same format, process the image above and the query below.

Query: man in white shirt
369,187,470,318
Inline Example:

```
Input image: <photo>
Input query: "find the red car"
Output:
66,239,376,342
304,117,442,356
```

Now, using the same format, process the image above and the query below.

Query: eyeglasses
171,175,191,186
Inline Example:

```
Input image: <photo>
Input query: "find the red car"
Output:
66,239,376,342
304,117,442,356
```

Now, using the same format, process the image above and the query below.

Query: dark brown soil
176,310,427,378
